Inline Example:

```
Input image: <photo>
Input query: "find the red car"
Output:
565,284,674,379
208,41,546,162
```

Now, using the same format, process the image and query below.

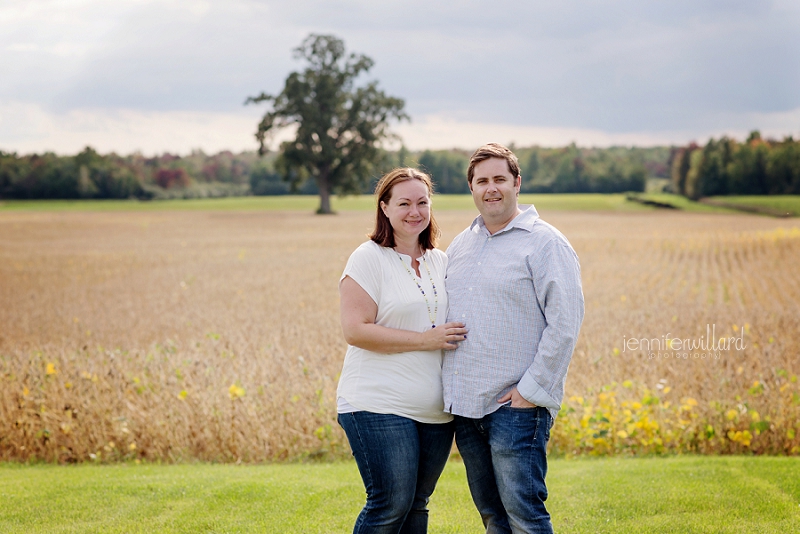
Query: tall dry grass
1,208,799,462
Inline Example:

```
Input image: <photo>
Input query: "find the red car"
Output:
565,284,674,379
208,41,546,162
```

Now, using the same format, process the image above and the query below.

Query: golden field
2,206,799,462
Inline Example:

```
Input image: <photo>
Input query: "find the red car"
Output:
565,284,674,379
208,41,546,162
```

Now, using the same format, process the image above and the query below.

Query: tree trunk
316,173,334,214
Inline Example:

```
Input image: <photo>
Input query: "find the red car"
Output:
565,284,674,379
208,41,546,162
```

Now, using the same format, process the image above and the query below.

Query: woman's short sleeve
340,242,383,305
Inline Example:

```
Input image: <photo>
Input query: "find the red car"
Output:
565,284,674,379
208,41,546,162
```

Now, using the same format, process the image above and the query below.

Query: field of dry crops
2,206,800,462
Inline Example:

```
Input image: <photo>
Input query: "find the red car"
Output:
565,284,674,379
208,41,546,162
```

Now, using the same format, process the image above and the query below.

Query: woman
337,167,468,533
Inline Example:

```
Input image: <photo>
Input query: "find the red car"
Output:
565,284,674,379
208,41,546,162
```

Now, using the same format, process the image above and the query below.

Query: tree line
417,144,667,195
0,147,286,200
670,131,800,199
6,136,800,201
0,144,668,200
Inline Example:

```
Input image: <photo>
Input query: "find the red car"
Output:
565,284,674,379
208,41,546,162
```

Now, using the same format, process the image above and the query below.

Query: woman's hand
341,276,468,353
419,322,468,351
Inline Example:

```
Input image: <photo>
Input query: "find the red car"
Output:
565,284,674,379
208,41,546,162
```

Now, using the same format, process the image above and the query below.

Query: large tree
246,34,408,214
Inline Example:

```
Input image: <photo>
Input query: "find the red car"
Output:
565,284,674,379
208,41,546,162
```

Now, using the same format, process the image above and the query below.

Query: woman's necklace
395,249,438,328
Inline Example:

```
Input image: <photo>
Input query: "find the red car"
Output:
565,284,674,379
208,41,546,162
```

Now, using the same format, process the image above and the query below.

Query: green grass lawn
0,193,654,213
1,457,798,533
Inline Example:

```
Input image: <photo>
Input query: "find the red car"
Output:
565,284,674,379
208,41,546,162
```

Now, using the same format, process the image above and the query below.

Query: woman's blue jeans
338,411,455,534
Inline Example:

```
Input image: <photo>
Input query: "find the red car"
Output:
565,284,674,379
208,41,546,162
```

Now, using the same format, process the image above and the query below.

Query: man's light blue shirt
443,205,585,421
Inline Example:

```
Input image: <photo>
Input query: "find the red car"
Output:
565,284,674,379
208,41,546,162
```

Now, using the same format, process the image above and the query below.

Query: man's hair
369,167,440,250
467,143,521,184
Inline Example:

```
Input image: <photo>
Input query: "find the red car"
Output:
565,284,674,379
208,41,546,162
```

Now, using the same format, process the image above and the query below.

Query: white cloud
3,103,797,157
0,102,272,155
396,108,800,151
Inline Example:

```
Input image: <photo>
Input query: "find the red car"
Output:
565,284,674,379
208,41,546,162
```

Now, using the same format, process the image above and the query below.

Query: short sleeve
340,242,383,305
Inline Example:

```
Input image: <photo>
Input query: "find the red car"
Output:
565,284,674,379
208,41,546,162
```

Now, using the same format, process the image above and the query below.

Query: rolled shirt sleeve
516,241,585,411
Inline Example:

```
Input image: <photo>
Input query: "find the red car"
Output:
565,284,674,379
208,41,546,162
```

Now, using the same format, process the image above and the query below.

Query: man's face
469,157,521,231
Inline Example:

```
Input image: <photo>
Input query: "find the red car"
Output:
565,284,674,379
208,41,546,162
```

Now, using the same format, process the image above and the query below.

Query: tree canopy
671,132,800,198
246,34,408,213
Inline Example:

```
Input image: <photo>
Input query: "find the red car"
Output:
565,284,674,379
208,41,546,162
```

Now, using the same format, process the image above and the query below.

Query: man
444,143,584,533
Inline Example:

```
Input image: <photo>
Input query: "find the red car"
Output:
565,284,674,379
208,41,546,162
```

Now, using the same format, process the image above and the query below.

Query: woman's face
380,179,431,243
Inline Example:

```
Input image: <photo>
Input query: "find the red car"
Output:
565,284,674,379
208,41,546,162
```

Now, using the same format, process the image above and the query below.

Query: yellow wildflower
727,430,752,447
228,384,245,399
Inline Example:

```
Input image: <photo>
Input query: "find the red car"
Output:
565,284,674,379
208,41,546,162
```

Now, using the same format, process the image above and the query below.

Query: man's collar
470,204,539,235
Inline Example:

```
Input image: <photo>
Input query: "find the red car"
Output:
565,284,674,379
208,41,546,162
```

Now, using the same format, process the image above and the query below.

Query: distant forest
670,131,800,198
0,145,665,200
1,132,798,200
414,145,665,195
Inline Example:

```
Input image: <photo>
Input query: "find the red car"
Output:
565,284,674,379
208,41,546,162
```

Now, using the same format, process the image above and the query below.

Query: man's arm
516,240,584,411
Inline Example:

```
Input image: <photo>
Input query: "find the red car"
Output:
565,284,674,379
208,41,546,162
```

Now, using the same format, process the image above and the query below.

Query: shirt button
468,287,472,291
454,371,459,375
462,314,466,318
488,237,492,241
478,262,481,265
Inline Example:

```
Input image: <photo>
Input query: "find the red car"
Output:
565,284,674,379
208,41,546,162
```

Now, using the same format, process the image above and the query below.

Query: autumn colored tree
154,168,190,189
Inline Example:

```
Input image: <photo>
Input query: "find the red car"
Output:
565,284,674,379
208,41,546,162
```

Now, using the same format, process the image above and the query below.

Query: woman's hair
369,167,440,250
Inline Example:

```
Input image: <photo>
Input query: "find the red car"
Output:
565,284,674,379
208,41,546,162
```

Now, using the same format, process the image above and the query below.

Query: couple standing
337,143,585,534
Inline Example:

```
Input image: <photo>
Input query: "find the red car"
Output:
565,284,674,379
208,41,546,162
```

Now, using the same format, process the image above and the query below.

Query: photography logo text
622,324,746,361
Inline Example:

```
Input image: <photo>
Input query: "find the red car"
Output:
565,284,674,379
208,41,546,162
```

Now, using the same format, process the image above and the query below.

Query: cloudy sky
1,0,799,155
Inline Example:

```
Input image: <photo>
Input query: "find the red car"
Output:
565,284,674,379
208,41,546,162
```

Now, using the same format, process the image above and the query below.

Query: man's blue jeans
455,406,553,534
338,411,454,534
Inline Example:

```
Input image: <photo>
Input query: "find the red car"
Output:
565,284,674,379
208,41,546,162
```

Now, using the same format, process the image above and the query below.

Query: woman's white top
337,240,452,424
